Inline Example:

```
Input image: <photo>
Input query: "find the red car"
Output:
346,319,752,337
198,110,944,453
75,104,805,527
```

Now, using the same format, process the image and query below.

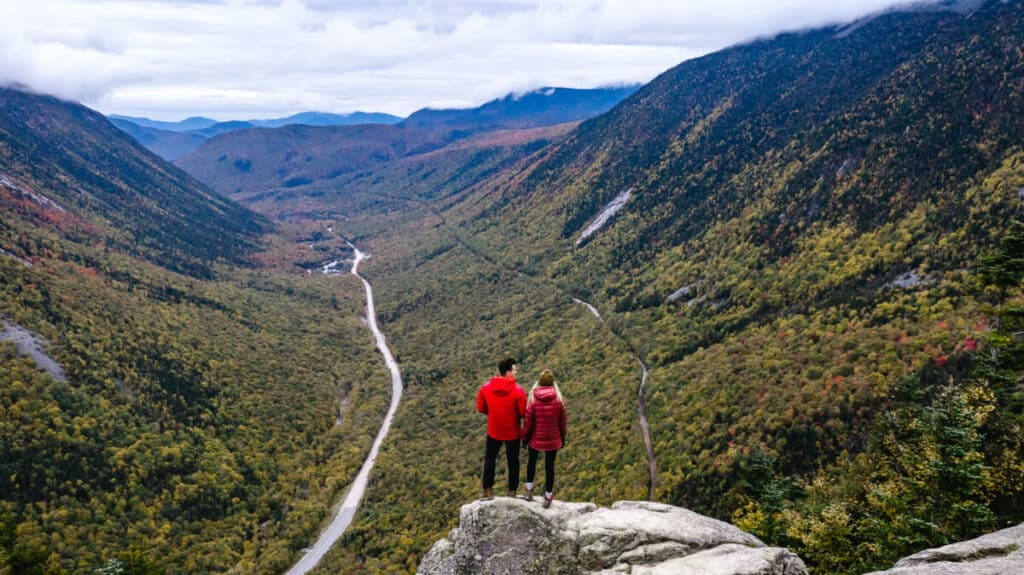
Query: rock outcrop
867,523,1024,574
418,498,807,575
1,319,67,382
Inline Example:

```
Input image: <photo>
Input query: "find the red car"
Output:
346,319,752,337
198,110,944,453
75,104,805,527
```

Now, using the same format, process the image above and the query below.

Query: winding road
285,244,403,575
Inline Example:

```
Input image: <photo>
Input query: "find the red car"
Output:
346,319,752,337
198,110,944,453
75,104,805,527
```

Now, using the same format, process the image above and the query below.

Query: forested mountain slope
469,1,1022,275
266,2,1024,573
176,123,459,200
232,124,574,222
0,89,392,573
0,88,266,278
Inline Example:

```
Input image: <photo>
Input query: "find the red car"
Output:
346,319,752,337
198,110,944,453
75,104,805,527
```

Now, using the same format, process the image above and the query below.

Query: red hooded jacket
522,386,567,451
477,375,526,441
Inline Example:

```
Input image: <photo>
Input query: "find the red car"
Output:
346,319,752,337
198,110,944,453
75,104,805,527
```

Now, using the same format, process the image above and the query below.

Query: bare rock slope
418,499,807,575
867,523,1024,575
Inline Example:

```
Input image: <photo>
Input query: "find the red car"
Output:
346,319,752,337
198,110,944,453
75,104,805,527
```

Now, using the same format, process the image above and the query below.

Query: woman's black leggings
526,447,558,493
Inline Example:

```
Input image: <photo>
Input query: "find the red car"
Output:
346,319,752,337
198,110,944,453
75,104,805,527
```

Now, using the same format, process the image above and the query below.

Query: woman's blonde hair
527,369,564,407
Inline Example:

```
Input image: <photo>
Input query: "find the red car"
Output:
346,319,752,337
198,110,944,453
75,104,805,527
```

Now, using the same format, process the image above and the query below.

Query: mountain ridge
400,85,641,131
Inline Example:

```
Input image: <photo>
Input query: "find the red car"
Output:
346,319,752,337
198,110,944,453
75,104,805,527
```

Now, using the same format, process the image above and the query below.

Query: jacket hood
533,385,559,402
487,375,518,396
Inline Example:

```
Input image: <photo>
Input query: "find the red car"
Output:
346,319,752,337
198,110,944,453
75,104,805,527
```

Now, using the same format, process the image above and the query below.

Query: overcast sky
2,0,927,120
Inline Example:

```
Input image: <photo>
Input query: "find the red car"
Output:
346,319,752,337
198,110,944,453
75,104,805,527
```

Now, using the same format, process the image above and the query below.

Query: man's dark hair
498,357,516,376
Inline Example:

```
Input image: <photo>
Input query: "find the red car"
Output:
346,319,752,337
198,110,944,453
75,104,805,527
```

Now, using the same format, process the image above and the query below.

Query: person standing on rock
477,357,527,499
521,369,567,508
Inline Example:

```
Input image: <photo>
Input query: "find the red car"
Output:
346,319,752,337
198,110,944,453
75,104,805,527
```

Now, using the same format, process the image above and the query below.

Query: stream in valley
572,298,657,500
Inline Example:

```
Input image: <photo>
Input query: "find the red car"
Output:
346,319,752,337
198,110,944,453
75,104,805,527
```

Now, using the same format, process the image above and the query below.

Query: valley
2,1,1024,574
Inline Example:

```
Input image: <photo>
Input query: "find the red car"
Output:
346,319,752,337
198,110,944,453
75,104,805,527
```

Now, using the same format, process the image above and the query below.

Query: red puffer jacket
522,386,566,451
477,376,526,441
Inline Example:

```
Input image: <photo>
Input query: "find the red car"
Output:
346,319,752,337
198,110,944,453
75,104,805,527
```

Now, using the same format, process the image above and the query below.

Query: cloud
1,0,937,120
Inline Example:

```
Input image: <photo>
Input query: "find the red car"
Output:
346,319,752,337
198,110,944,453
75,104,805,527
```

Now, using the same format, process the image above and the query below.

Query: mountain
261,2,1024,573
6,1,1024,573
0,87,266,276
175,123,465,199
106,119,261,160
0,87,394,573
400,85,641,131
189,119,257,138
112,110,402,132
232,123,574,220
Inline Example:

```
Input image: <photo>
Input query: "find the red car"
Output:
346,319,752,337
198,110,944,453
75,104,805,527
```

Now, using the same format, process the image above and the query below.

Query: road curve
572,298,657,500
285,245,403,575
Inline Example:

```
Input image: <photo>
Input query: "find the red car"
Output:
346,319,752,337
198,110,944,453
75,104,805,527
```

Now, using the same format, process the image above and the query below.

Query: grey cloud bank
2,0,935,120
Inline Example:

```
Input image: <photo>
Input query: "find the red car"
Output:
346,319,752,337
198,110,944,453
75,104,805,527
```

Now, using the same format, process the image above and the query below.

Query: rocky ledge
868,523,1024,574
417,498,807,575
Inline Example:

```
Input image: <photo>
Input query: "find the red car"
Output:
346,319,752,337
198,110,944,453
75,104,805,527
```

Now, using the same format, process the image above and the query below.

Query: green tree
977,221,1024,302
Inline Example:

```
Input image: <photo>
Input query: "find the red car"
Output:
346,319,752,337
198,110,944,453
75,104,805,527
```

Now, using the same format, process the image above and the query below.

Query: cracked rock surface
417,499,806,575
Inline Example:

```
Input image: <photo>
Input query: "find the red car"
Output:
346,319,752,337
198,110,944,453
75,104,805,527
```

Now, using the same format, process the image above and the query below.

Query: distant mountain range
107,114,219,132
108,111,403,161
173,85,639,195
175,123,449,199
107,118,209,162
108,111,403,132
109,86,638,161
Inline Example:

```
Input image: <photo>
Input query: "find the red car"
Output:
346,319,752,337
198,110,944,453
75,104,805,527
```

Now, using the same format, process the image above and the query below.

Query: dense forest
0,90,394,573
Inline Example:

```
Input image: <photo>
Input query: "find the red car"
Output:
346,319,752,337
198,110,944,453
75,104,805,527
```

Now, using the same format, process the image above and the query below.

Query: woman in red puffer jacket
521,369,567,508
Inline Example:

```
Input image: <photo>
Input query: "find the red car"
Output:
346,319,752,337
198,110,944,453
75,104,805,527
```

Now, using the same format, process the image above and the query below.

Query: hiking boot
524,487,534,502
482,487,493,500
543,494,554,509
507,489,517,499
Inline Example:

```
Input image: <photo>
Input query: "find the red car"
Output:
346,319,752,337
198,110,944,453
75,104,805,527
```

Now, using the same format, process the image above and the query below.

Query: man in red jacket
477,357,526,499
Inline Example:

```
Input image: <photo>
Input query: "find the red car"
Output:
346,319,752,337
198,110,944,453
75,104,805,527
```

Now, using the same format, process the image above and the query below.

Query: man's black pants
482,435,520,491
